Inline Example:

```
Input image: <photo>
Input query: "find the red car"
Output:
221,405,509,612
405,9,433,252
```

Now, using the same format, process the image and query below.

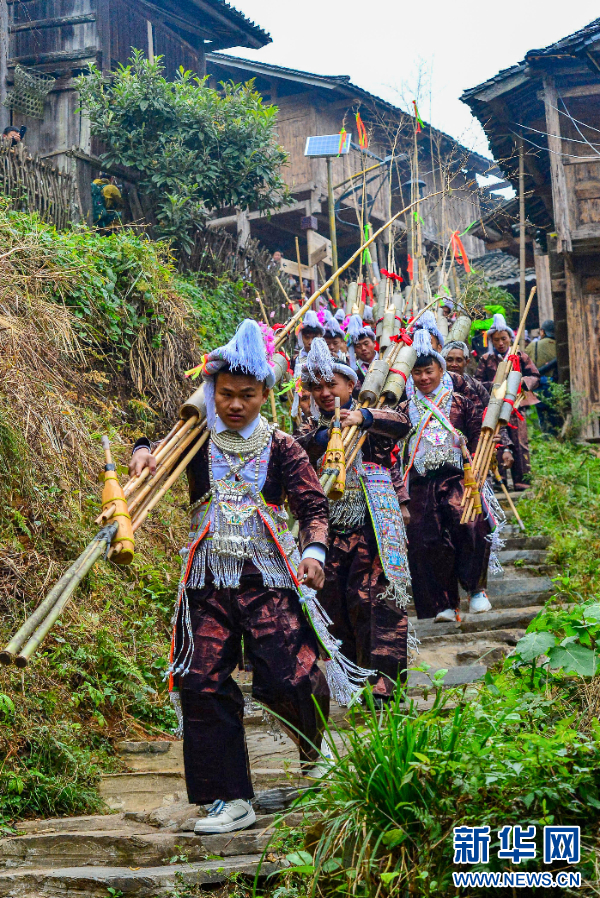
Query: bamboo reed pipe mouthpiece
180,383,206,420
101,436,134,565
271,351,289,387
436,306,449,341
376,278,387,320
379,305,397,351
499,370,523,425
490,360,510,397
447,313,472,344
345,282,358,315
481,394,505,434
382,344,417,404
358,358,389,404
323,397,346,502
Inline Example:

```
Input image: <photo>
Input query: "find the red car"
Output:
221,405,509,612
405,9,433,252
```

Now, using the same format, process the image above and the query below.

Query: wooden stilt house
462,17,600,440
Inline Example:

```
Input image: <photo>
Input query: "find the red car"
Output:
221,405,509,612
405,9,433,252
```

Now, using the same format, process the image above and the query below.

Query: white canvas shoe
194,799,256,835
469,591,492,614
435,608,457,623
302,738,335,779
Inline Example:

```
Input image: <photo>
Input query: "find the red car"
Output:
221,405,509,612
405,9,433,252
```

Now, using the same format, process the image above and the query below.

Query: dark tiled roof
525,17,600,60
463,250,535,286
462,17,600,102
202,1,271,49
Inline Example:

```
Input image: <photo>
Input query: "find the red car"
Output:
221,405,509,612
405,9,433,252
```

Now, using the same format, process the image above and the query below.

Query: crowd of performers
128,301,540,836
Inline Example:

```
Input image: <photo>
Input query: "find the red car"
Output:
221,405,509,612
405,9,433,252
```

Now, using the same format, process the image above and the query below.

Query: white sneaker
302,738,335,779
194,799,256,835
469,591,492,614
435,608,457,623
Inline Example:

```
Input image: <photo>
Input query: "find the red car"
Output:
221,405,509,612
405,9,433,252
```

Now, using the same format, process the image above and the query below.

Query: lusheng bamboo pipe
0,538,103,664
132,430,211,533
125,420,204,516
274,192,442,349
100,437,134,564
461,287,537,523
123,415,201,498
14,523,118,668
492,467,526,532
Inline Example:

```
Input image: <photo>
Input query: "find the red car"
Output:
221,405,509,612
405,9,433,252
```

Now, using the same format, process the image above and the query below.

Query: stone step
410,606,541,639
116,742,184,774
99,772,187,814
0,830,207,870
0,820,282,870
0,855,278,898
407,664,486,693
18,814,154,836
486,575,552,601
416,627,526,647
463,591,547,612
503,535,551,551
407,577,551,619
497,549,549,565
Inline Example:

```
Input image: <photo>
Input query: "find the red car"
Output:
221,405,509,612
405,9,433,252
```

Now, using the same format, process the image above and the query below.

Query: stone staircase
0,495,553,897
0,727,305,897
408,497,553,692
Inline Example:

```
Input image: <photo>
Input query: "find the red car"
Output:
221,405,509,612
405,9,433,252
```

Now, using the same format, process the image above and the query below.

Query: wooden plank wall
273,94,317,191
565,257,600,440
9,0,97,61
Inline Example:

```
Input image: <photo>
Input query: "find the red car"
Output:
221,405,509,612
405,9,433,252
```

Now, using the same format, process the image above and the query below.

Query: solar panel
304,133,352,158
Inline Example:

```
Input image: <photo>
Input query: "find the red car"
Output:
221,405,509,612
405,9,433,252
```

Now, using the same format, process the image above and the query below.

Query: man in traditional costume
289,309,325,418
346,313,379,384
128,321,362,836
443,339,515,476
475,314,540,491
322,311,348,356
398,329,494,621
413,314,489,415
296,338,412,702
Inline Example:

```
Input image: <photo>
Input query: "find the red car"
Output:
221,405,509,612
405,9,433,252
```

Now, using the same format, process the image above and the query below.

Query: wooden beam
186,0,265,48
537,82,600,100
66,147,140,182
136,0,217,41
543,75,572,253
9,13,96,31
8,47,97,66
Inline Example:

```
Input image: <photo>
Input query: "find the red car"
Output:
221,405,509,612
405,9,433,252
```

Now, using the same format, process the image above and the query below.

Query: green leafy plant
271,678,600,896
514,601,600,676
77,52,290,250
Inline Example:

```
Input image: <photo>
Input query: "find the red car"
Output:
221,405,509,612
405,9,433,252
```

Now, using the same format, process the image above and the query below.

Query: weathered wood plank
543,75,572,253
9,14,96,32
8,46,98,66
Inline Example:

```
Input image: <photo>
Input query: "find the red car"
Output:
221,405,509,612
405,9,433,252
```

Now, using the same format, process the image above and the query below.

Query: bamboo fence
0,142,74,229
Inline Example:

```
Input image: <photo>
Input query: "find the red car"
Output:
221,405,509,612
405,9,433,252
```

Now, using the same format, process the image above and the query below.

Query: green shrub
279,677,600,896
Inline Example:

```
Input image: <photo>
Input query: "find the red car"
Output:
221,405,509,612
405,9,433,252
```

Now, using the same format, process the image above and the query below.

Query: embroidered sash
361,463,411,608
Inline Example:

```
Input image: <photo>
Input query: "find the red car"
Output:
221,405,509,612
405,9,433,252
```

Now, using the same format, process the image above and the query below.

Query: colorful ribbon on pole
380,269,403,284
412,101,424,134
451,230,471,273
356,113,368,150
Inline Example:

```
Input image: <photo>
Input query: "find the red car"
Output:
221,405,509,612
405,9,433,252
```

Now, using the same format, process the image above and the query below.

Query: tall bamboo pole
519,137,526,352
326,157,340,306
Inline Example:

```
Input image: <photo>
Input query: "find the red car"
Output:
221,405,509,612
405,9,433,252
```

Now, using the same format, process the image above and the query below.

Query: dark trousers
179,566,329,805
406,469,490,619
498,415,531,485
320,523,408,697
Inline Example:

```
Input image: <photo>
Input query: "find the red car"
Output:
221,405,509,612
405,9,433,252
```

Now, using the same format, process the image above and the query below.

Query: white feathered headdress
487,313,515,339
200,319,276,428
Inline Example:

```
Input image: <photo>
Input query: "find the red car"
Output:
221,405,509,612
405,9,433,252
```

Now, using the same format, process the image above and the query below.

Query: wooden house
0,0,270,163
462,18,600,440
206,53,505,276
